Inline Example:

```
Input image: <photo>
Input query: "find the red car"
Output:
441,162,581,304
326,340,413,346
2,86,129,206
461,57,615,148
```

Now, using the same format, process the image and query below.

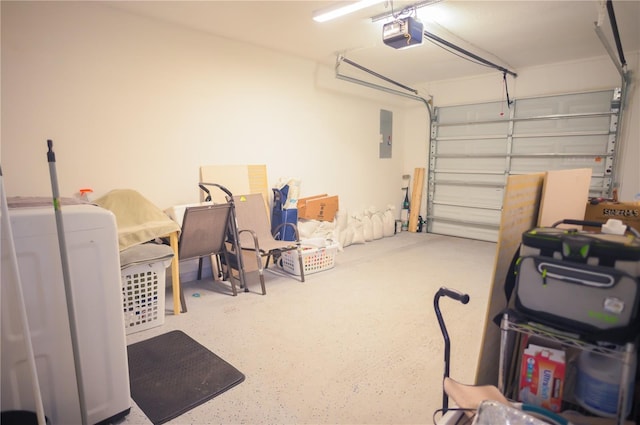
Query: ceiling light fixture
370,0,443,23
313,0,386,23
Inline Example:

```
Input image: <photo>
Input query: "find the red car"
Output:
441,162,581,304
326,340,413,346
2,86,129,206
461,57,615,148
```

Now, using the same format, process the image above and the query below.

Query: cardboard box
519,343,565,413
297,194,339,222
584,201,640,233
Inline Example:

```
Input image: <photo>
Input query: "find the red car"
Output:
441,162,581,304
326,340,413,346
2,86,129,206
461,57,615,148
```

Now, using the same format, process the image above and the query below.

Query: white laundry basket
121,259,171,334
280,239,338,276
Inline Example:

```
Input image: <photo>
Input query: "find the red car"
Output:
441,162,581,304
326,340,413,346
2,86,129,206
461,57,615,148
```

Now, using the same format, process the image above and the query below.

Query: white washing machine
1,202,131,424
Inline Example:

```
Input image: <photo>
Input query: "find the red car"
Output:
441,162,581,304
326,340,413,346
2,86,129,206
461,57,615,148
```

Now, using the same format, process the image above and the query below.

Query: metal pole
46,140,88,425
340,56,419,94
1,166,47,425
606,0,627,68
334,56,434,115
423,30,518,78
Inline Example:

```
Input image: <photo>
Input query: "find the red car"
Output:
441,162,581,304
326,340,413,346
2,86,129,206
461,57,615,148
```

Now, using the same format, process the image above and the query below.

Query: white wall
1,1,417,216
2,1,638,221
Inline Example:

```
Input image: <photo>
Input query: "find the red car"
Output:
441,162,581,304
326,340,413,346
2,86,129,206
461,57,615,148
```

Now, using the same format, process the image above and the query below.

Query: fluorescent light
313,0,385,23
370,0,444,23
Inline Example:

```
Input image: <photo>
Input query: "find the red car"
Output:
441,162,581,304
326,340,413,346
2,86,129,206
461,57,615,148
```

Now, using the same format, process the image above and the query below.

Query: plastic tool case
515,219,640,343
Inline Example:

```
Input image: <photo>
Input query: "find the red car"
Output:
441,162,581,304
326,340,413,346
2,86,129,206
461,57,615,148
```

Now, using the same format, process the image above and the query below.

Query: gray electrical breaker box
380,109,392,159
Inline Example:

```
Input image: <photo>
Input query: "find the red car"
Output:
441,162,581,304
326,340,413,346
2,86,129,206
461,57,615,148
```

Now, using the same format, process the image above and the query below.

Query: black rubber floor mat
127,330,245,425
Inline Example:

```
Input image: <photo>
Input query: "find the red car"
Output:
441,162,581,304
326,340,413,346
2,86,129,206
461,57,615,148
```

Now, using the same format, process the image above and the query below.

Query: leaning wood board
475,168,593,386
199,164,270,215
538,168,592,227
408,167,425,233
475,173,544,386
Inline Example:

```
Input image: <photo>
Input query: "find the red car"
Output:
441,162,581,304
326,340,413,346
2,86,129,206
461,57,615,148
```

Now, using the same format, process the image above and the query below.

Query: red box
519,344,565,412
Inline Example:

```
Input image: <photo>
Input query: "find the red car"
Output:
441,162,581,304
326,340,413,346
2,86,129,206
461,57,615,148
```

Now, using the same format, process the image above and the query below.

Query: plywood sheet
475,168,594,386
247,165,269,201
475,173,544,386
538,168,592,227
199,164,269,213
408,168,425,233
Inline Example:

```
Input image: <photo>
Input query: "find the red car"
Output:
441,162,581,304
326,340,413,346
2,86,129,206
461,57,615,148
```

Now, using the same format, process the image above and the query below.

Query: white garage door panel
428,89,620,241
437,122,509,138
436,138,508,155
434,173,505,185
432,204,501,226
590,177,608,195
431,222,499,242
515,91,614,116
435,157,506,172
510,157,608,174
514,116,611,134
511,135,609,155
437,101,506,121
433,185,503,208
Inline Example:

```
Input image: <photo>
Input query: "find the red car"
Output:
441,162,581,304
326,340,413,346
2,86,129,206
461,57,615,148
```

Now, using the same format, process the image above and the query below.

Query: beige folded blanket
94,189,180,251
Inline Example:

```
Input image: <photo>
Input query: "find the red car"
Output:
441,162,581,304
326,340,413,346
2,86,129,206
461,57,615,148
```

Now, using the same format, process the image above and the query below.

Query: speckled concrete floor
116,232,497,425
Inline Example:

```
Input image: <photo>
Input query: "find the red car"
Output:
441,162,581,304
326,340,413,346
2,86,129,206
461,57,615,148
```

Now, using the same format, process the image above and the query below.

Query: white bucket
574,350,635,418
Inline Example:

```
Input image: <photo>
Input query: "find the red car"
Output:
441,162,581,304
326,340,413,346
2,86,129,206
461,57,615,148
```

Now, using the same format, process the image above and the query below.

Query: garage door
427,89,621,242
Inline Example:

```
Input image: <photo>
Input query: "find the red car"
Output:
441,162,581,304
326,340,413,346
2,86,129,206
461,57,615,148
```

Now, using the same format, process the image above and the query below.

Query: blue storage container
271,188,297,241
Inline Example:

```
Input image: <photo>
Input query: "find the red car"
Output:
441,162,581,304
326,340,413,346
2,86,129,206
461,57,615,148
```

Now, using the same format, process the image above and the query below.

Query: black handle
552,219,605,228
433,287,470,414
553,218,640,238
436,287,470,305
198,184,212,202
198,182,233,201
47,139,56,162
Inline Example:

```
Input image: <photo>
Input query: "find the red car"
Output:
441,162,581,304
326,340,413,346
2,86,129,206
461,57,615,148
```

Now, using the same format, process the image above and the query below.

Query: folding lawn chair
177,201,246,311
232,193,305,291
198,183,275,295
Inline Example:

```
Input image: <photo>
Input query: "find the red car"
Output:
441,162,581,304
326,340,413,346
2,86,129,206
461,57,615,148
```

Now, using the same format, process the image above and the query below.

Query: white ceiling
107,1,640,86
